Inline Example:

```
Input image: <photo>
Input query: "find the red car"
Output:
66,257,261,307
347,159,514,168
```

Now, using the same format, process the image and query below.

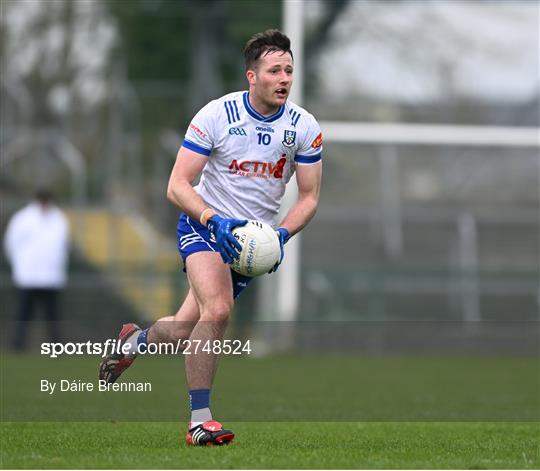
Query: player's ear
246,69,256,86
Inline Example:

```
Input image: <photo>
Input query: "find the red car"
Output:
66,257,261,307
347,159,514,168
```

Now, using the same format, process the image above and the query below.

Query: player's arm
268,162,321,273
279,161,322,236
169,99,225,224
166,146,210,220
167,146,246,263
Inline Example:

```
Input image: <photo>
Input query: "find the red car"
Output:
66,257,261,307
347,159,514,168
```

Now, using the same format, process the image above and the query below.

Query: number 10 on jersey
257,133,271,145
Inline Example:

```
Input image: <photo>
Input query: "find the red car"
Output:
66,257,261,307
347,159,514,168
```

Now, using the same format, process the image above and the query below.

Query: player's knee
200,299,233,322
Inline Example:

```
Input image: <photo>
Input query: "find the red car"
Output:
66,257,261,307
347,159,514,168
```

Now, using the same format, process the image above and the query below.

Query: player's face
247,50,293,114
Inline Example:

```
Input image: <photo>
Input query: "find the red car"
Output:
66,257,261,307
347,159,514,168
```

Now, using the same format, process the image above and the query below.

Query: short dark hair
35,189,52,204
244,29,293,70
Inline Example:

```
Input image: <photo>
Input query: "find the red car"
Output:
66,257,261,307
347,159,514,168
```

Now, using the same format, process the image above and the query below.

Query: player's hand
207,215,247,264
269,228,290,273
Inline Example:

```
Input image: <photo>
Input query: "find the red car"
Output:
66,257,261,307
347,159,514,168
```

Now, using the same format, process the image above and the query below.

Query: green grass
1,421,539,469
2,354,538,421
1,353,539,468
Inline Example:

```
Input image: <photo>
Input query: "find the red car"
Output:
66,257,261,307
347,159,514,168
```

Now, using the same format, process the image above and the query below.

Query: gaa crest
282,130,296,147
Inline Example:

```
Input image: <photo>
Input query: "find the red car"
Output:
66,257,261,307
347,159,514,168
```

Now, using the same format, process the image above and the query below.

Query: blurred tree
1,0,119,199
108,0,282,117
308,0,539,124
305,0,350,95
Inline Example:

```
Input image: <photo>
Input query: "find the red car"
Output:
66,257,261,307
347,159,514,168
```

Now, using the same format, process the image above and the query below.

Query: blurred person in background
4,190,70,351
99,29,323,446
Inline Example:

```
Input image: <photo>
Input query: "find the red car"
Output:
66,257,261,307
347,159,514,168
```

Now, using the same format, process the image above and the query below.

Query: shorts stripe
180,232,202,241
176,213,253,299
179,235,205,247
180,239,206,250
186,217,215,252
180,233,204,244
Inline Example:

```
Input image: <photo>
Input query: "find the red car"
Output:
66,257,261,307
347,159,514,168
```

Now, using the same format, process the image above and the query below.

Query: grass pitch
1,421,539,469
1,353,538,468
3,354,538,421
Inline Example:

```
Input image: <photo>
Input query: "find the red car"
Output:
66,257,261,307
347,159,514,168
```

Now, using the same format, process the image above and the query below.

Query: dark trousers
14,288,61,351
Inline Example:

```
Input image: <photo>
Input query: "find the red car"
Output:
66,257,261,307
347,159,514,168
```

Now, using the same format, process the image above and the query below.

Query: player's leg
99,288,199,383
146,288,199,344
122,287,201,355
185,251,233,390
184,251,236,446
99,214,209,383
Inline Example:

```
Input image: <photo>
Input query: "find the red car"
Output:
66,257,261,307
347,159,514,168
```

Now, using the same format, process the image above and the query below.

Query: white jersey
182,91,323,226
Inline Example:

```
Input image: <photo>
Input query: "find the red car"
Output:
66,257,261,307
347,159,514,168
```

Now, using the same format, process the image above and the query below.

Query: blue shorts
176,213,253,299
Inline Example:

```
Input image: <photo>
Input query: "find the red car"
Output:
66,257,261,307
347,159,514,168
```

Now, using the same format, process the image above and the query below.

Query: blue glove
269,227,290,273
207,215,247,264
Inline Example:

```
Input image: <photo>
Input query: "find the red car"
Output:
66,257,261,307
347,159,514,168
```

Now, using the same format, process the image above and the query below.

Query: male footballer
100,29,323,446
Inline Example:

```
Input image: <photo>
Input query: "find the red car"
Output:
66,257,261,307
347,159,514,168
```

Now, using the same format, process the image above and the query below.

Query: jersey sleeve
182,100,218,157
294,114,323,165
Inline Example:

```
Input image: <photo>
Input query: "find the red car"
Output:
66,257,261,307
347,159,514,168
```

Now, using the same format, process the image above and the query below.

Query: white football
231,220,281,277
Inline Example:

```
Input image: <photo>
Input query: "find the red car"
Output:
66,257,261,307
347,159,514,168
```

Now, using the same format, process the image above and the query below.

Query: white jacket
4,202,70,288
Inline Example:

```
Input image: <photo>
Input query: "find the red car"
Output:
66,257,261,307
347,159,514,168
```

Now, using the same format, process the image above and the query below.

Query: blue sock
189,389,212,425
189,389,210,410
137,328,149,353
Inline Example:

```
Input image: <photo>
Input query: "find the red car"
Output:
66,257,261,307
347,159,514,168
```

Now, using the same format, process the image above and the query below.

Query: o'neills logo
229,156,286,179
